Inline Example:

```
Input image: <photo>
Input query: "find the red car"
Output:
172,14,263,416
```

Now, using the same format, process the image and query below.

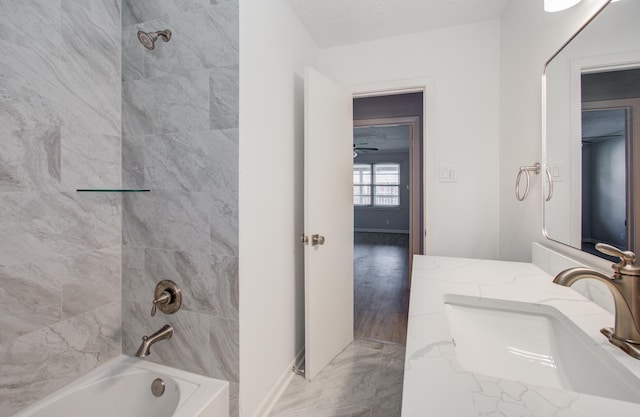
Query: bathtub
13,356,228,417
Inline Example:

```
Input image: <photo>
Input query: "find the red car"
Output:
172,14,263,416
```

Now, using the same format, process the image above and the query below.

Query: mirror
543,0,640,260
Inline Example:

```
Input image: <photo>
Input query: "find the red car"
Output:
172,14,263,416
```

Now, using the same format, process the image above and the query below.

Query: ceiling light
544,0,582,12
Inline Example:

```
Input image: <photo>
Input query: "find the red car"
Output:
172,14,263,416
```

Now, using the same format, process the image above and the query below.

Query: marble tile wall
120,0,240,415
0,1,123,416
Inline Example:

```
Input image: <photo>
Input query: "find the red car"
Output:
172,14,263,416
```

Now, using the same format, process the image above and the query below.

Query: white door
303,67,354,380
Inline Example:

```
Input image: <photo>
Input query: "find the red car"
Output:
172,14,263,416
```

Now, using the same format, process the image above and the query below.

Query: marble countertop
401,255,640,417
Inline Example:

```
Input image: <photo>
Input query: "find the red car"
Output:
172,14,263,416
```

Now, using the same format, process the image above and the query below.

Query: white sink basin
444,294,640,403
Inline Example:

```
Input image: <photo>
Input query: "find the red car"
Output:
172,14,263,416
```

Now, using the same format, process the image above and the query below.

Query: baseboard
354,228,409,234
251,347,305,417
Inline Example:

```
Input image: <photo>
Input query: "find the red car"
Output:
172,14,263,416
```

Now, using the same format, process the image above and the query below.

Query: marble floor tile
269,339,405,417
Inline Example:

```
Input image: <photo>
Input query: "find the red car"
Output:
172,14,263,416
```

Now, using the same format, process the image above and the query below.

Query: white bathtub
13,356,228,417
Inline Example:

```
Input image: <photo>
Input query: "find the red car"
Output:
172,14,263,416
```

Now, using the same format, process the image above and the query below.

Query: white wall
238,0,317,416
319,21,501,259
499,0,609,261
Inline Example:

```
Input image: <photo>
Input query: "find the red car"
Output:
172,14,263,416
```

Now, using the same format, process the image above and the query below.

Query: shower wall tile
142,249,239,320
144,128,237,191
122,300,212,375
209,128,238,257
59,0,121,136
0,40,66,132
210,66,239,129
61,130,121,190
229,382,239,417
121,1,239,413
0,37,119,137
0,260,61,343
141,2,239,78
210,187,239,256
122,134,146,188
122,70,209,136
122,24,145,82
0,302,121,417
210,316,239,383
0,0,63,59
209,128,239,191
193,254,238,321
60,246,121,319
60,0,121,83
0,192,121,268
122,191,210,253
0,0,122,414
0,125,61,192
123,0,209,26
121,300,239,383
144,130,215,191
122,244,145,294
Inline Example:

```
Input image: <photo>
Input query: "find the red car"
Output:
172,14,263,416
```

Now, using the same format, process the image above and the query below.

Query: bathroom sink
443,294,640,403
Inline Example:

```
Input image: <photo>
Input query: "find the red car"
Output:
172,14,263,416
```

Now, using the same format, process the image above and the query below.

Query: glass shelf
76,189,151,192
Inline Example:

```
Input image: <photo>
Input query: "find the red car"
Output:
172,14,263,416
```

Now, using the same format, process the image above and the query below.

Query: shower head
137,29,172,50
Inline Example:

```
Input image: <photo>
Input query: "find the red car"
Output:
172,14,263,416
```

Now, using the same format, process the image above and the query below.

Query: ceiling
354,125,411,153
285,0,510,48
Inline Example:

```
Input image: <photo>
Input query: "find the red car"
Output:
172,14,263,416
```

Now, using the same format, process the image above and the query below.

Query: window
353,163,400,207
353,164,372,205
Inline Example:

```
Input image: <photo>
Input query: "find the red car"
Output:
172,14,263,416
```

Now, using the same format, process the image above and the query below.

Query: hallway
354,232,410,344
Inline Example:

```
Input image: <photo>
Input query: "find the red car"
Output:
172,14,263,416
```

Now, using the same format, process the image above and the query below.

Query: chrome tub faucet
553,243,640,359
135,324,174,358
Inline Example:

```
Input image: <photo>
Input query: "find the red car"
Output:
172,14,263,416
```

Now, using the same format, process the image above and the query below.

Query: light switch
439,166,457,183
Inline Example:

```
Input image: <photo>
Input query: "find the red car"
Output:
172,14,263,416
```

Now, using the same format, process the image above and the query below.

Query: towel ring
515,163,541,201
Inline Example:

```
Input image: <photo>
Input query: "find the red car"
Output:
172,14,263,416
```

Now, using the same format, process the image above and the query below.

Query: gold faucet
553,243,640,360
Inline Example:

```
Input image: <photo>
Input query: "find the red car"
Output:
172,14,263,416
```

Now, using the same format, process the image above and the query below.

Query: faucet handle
595,243,640,276
150,280,182,317
151,291,171,317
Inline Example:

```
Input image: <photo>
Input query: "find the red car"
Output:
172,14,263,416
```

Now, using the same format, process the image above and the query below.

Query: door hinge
299,234,309,245
292,366,305,376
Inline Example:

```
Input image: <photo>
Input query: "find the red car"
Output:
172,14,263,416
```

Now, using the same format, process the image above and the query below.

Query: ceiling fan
353,144,379,158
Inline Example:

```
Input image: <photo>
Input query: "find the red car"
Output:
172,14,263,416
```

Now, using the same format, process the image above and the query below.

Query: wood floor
354,232,410,345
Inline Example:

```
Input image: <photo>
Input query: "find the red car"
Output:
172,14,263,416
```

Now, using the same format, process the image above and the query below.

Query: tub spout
135,324,174,358
552,243,640,359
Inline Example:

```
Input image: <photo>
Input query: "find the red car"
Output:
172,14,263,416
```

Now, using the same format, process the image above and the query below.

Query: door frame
582,98,640,253
351,77,435,281
353,116,422,275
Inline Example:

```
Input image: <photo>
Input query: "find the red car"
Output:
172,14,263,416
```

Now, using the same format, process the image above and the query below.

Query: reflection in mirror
543,0,640,260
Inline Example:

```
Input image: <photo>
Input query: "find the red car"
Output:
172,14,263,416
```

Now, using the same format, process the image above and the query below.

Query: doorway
581,98,640,258
352,93,423,344
581,67,640,259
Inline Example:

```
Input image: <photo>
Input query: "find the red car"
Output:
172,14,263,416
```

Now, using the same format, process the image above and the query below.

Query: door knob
311,234,325,246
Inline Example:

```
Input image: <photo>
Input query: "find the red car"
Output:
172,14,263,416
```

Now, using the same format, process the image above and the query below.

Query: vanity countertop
402,255,640,417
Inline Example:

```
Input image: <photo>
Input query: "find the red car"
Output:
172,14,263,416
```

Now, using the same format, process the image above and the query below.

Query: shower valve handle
151,292,171,317
149,280,182,317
